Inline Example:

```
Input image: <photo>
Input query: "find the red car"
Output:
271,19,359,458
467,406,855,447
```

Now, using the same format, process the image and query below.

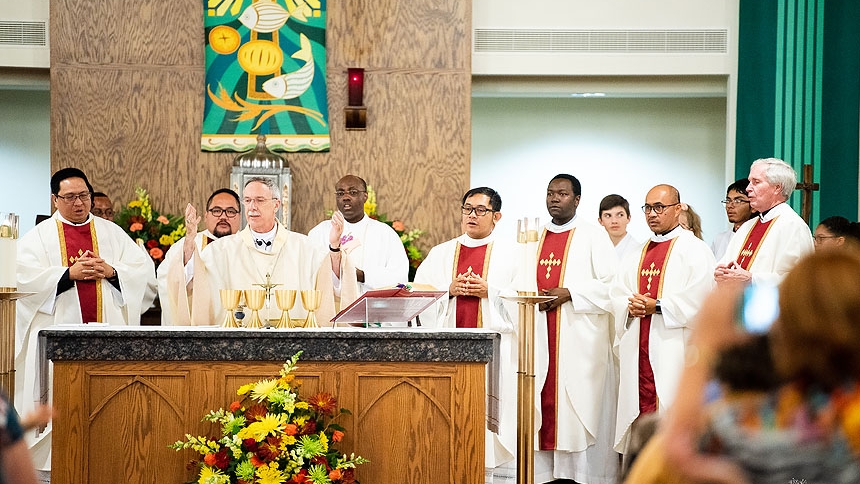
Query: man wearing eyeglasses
90,192,115,221
414,187,521,479
156,188,242,325
611,184,715,463
532,174,620,484
308,175,408,292
202,177,358,324
15,167,156,472
714,158,814,286
710,179,755,260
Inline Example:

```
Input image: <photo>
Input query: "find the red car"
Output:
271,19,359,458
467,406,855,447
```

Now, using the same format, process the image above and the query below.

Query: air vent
0,21,48,47
474,29,727,54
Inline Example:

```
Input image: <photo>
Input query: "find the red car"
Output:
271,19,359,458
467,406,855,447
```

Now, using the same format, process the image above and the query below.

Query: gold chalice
300,289,322,328
243,289,266,328
274,289,297,329
219,289,241,328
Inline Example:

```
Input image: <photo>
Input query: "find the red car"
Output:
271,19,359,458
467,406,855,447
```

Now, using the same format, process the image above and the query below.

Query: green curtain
736,0,860,225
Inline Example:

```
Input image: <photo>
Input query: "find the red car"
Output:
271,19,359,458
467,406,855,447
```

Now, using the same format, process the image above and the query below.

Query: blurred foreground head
773,245,860,390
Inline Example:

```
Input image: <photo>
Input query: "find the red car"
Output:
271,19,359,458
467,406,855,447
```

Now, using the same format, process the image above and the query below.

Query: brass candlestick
243,289,266,328
300,289,322,328
219,289,242,328
274,289,297,328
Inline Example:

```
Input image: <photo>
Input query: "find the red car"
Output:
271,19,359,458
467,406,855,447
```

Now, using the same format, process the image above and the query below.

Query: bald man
610,184,715,456
308,175,409,292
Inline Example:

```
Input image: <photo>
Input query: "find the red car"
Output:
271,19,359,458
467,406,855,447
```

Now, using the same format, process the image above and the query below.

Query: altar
43,327,498,484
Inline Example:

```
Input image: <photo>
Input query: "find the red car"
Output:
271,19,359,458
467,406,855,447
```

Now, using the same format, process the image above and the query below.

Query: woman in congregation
653,247,860,483
813,215,860,250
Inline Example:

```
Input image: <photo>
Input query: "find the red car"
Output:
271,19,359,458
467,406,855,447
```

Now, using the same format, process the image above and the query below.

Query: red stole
57,219,102,323
735,217,777,270
636,238,676,415
535,228,574,450
452,242,492,328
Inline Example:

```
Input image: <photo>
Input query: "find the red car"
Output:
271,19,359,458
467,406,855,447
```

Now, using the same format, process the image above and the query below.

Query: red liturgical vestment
56,219,102,323
735,217,776,270
452,242,491,328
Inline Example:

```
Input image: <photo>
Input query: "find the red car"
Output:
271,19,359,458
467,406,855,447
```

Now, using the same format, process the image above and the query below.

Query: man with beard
710,179,755,260
157,188,242,325
611,184,715,461
308,175,408,292
533,174,619,484
714,158,814,286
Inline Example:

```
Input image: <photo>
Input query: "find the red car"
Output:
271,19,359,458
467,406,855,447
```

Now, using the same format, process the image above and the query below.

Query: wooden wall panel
50,0,471,251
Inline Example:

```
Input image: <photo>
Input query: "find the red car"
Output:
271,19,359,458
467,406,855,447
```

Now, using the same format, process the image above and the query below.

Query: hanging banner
202,0,329,152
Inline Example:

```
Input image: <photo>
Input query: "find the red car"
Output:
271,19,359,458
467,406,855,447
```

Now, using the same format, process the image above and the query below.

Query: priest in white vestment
157,188,241,325
414,187,520,483
201,177,359,325
308,175,408,291
531,175,619,484
715,158,813,286
15,168,157,471
611,184,715,455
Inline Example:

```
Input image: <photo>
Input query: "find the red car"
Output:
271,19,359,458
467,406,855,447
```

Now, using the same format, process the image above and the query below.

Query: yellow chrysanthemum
295,402,309,410
128,200,142,209
251,379,279,402
237,383,254,395
159,234,173,246
237,413,286,442
256,463,287,484
198,466,229,484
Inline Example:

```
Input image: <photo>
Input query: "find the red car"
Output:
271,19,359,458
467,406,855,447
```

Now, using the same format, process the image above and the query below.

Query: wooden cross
796,164,819,224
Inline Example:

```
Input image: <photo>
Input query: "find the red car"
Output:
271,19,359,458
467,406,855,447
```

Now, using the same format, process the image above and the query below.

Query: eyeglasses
91,208,114,217
335,189,366,198
242,198,275,206
461,206,494,216
813,234,840,243
55,192,91,203
641,203,679,214
208,207,239,218
721,198,750,206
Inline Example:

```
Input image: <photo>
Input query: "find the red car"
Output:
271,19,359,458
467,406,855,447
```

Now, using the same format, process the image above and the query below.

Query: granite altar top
41,327,500,363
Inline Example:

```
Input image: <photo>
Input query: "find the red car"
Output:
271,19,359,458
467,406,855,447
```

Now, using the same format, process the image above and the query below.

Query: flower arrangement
171,352,368,484
114,187,186,265
363,186,424,281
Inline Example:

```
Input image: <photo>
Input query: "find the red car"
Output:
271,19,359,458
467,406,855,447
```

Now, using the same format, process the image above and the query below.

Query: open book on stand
331,285,446,327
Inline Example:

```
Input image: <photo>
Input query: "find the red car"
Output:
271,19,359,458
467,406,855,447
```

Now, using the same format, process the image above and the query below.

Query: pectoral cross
795,164,819,225
640,262,660,292
539,252,562,280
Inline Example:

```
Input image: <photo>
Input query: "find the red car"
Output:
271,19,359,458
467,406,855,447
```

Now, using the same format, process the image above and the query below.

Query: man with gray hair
201,177,358,324
714,158,814,286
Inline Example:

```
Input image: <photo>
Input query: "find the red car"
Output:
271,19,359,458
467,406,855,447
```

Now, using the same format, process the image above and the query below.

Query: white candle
0,237,16,290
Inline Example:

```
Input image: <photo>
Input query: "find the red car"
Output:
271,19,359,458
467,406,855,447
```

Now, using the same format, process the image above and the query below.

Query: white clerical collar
650,224,684,243
547,215,577,233
251,225,277,252
55,212,93,226
758,202,789,222
457,232,495,248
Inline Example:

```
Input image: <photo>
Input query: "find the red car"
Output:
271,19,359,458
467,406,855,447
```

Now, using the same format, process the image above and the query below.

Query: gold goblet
300,289,322,328
219,289,241,328
243,289,266,328
274,289,297,329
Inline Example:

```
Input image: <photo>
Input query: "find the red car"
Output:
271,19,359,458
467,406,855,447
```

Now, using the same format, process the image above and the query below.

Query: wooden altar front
43,327,498,484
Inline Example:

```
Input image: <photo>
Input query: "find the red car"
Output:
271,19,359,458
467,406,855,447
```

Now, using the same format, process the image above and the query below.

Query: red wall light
347,68,364,106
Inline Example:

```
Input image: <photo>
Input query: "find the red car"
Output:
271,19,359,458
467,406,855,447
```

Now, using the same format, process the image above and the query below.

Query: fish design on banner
262,33,314,99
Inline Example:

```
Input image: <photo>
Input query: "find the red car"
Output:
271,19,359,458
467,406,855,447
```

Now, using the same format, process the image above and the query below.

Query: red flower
146,239,159,249
249,454,266,467
245,404,267,422
308,392,338,416
331,430,344,443
310,455,330,470
290,469,309,483
243,438,259,452
299,419,317,435
229,401,242,413
256,436,281,461
214,449,229,469
340,468,357,484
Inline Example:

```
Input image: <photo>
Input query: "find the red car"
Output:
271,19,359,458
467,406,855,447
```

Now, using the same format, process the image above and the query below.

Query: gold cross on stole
539,251,562,280
640,262,660,292
68,248,85,265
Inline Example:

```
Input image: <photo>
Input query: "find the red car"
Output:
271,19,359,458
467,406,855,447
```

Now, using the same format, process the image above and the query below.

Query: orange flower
250,454,266,467
329,469,342,480
331,430,344,443
129,222,143,232
308,392,337,416
157,215,169,224
149,247,163,260
284,423,298,436
203,453,217,466
229,401,242,412
391,220,405,232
